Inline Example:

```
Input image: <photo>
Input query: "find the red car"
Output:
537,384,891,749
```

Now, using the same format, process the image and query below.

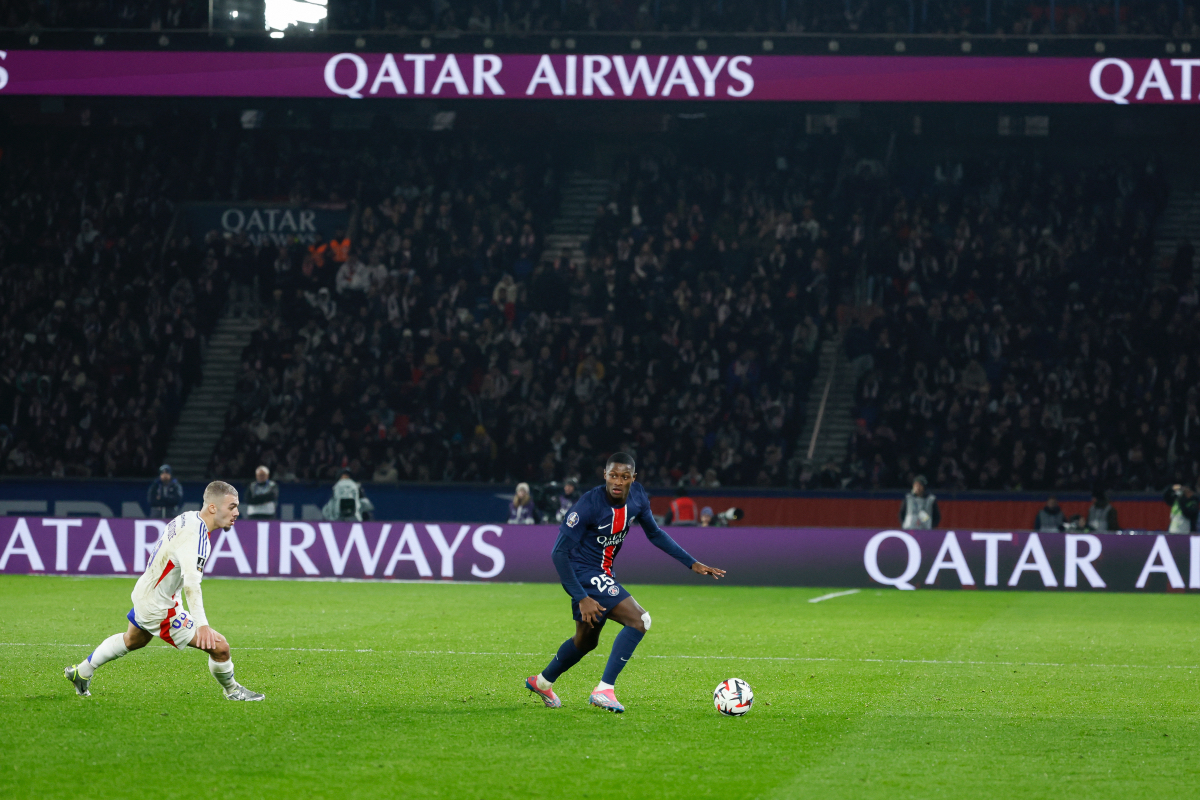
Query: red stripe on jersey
159,605,178,648
601,506,628,577
602,545,615,577
154,560,175,588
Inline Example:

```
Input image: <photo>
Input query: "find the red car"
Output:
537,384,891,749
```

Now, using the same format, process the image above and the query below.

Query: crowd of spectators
841,150,1196,494
207,129,860,487
3,0,1195,37
0,127,233,478
2,118,1192,500
339,0,1200,37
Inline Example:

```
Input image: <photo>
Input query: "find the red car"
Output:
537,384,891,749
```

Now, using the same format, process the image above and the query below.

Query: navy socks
601,626,645,685
542,638,585,683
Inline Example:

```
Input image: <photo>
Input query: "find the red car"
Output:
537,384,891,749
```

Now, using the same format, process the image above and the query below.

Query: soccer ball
713,678,754,716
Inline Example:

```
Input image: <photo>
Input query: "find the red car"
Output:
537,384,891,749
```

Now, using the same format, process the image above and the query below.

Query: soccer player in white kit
64,481,264,701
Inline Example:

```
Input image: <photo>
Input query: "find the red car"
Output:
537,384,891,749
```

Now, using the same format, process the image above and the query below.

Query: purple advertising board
0,50,1196,104
2,518,1198,592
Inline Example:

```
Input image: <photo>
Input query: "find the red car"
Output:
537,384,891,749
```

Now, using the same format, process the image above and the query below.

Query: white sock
597,681,614,691
78,633,128,679
209,657,237,690
535,674,553,691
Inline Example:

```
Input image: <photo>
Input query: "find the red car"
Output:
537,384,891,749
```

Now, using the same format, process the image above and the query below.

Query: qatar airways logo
322,53,754,99
596,529,630,547
1090,57,1200,103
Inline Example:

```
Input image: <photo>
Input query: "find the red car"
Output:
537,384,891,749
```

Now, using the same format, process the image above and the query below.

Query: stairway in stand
795,334,859,483
164,316,259,480
541,173,612,267
1153,188,1200,286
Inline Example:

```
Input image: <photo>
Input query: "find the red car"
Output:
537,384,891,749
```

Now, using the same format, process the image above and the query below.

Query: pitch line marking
5,642,1198,671
808,589,862,603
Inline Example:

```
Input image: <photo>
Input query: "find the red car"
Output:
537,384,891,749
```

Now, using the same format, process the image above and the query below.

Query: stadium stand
205,129,841,486
3,0,1195,36
843,151,1191,493
0,127,228,477
0,118,1191,496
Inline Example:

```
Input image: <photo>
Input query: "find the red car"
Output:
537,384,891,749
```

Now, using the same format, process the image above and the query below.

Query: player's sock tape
641,612,652,631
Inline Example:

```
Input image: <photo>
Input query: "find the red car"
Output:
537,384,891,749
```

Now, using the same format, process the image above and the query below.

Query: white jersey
131,510,212,628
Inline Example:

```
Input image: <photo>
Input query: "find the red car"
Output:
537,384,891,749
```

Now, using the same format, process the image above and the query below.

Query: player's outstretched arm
690,562,726,580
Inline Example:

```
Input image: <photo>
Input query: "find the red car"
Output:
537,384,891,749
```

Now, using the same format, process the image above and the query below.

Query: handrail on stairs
806,338,839,463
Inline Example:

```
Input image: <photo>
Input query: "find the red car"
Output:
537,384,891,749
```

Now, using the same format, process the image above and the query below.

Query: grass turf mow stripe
4,642,1200,671
2,575,1199,799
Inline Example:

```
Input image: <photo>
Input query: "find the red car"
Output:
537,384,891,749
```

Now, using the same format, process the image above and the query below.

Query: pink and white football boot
525,675,562,708
588,686,625,713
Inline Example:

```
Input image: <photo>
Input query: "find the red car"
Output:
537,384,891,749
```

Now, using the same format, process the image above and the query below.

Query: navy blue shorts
570,568,632,623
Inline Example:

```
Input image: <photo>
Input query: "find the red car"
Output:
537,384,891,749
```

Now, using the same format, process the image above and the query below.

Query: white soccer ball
713,678,754,716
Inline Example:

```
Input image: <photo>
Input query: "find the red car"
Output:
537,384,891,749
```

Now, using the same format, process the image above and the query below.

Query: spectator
508,482,539,524
373,451,401,484
899,475,940,529
147,464,183,519
1086,489,1119,532
1164,483,1199,533
244,466,280,520
554,479,579,523
699,506,716,527
1034,496,1065,532
322,468,374,522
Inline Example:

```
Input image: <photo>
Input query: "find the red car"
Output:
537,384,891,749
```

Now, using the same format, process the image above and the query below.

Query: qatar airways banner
0,50,1197,104
1,518,1199,592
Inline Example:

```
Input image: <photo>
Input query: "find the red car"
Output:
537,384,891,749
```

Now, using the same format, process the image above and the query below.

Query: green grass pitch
2,575,1198,799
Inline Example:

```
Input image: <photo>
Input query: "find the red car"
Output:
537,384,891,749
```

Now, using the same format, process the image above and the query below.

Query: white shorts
127,603,197,649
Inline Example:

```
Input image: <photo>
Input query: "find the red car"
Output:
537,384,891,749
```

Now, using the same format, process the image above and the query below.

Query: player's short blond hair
203,480,239,507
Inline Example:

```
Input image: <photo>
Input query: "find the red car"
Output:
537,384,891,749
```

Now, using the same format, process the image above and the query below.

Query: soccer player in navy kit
525,453,725,712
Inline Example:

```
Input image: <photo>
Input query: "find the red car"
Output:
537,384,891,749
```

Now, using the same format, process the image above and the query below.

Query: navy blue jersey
550,482,696,601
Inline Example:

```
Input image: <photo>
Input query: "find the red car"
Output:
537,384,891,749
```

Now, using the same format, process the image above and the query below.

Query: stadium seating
842,151,1190,493
0,127,226,477
4,0,1195,36
206,129,835,486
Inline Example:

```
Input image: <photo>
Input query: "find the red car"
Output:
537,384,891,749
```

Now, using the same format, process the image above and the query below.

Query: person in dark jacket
244,465,280,520
1034,496,1065,532
555,479,579,523
1164,483,1199,533
146,464,183,519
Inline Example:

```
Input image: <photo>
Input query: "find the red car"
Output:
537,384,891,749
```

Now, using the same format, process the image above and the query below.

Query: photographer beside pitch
65,481,264,701
525,452,725,713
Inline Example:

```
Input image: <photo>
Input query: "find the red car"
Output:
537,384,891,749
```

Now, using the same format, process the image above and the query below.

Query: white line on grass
6,642,1198,671
808,589,861,603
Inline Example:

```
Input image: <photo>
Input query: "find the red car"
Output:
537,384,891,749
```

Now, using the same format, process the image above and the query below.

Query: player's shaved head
203,481,238,506
606,452,636,471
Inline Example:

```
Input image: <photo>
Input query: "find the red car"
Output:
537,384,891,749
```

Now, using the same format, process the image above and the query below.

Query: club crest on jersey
566,512,579,528
608,586,620,596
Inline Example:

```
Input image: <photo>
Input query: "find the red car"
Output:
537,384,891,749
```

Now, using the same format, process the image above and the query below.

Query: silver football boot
64,665,91,697
223,683,265,701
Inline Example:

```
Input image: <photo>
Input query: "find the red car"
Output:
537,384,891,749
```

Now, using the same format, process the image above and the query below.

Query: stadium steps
541,173,612,265
797,335,858,472
164,317,260,480
1153,189,1200,285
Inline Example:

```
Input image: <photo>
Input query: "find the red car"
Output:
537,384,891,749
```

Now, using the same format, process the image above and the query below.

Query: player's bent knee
210,640,231,661
641,611,652,632
124,628,151,650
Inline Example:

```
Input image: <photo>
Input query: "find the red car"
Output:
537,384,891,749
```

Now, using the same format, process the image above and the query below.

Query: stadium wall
0,480,1172,531
1,518,1196,593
